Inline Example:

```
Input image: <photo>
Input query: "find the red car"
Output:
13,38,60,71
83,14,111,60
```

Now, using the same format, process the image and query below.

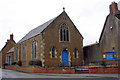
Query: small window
51,47,56,58
74,48,79,58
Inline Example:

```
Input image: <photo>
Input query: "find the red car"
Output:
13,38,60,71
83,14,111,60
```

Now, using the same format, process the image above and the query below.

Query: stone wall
43,11,83,67
83,43,100,65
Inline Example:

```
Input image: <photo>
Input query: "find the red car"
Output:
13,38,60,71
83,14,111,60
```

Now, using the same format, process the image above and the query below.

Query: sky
0,0,120,50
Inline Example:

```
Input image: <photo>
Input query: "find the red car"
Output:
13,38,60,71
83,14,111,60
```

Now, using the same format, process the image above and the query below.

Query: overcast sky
0,0,120,50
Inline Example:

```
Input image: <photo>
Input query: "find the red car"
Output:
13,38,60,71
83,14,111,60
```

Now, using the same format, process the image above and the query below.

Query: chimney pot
10,34,13,41
110,2,118,14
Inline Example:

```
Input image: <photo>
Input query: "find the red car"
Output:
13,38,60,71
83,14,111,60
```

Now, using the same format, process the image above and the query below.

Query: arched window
22,45,26,60
74,48,79,58
16,47,19,61
60,23,69,42
51,46,56,58
32,41,37,59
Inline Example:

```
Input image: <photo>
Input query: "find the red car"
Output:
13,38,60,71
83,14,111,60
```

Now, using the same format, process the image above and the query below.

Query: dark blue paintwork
102,52,117,60
62,50,69,66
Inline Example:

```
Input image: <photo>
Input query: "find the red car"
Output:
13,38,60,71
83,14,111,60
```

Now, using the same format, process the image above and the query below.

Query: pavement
1,69,120,80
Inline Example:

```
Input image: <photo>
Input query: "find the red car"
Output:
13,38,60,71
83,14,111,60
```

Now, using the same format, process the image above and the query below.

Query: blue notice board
103,52,117,60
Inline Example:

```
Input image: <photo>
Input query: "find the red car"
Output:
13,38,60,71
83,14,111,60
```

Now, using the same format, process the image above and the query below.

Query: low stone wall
89,67,120,73
5,65,75,74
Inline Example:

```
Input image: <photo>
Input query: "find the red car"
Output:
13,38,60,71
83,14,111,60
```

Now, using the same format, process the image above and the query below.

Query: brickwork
89,67,120,73
5,65,75,74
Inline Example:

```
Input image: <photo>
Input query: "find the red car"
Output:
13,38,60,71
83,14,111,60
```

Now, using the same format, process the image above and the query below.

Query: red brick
89,67,120,73
5,65,75,74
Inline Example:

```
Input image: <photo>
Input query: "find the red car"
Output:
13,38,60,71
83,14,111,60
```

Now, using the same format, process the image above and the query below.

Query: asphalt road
1,69,120,80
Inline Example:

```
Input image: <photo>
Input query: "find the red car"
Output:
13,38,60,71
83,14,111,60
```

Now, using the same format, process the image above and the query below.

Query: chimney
10,34,13,41
110,2,118,14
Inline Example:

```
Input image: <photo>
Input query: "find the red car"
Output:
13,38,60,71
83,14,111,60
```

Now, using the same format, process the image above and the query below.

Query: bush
4,63,8,66
17,61,22,66
29,60,42,67
12,62,16,65
29,61,34,65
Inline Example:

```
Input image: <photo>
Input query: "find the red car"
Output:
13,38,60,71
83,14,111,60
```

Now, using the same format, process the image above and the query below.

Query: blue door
62,50,69,66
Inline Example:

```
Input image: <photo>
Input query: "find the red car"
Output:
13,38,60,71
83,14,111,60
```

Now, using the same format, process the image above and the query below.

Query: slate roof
7,47,14,53
99,12,120,42
18,17,57,43
84,42,99,48
115,13,120,19
17,11,83,43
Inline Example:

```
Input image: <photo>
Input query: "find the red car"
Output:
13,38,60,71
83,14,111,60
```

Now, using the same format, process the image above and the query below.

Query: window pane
60,29,63,41
63,29,66,41
22,45,26,60
60,23,69,42
74,48,77,58
52,47,55,58
32,41,37,59
66,30,69,41
16,47,19,60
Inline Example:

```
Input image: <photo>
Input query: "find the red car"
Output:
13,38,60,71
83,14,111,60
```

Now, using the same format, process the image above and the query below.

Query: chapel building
14,10,84,68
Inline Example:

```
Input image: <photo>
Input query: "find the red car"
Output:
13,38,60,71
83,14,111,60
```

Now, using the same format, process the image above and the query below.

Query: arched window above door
60,23,69,42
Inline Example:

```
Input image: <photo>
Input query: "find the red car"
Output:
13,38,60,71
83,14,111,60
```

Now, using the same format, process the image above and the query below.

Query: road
1,69,120,80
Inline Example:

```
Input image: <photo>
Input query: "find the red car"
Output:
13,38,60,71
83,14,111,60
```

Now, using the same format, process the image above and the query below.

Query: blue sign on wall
103,52,117,60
